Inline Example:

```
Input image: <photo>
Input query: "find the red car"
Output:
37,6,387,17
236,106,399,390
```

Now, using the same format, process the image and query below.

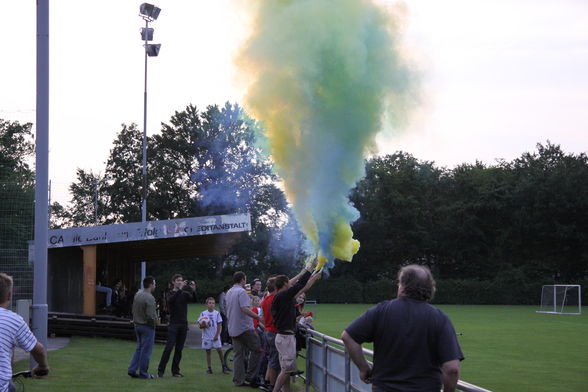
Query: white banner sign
47,213,251,248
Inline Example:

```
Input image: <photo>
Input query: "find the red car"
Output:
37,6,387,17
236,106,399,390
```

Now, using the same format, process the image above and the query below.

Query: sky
1,0,587,206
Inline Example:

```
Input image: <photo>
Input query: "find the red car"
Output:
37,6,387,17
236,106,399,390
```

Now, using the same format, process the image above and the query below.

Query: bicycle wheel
13,378,25,392
223,348,234,371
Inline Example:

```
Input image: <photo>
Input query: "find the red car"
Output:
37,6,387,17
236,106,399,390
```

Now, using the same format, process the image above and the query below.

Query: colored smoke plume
237,0,417,269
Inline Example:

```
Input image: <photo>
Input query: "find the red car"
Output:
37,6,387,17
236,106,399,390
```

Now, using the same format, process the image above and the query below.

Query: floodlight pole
141,17,149,227
32,0,49,355
140,16,151,286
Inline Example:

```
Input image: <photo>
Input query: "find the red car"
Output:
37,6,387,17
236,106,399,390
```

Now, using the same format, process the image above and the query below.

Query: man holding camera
157,274,196,378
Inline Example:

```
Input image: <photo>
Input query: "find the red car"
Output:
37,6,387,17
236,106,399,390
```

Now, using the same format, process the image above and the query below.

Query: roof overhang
47,213,251,261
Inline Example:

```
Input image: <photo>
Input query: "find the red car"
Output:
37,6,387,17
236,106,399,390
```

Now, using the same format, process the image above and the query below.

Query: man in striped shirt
0,273,49,392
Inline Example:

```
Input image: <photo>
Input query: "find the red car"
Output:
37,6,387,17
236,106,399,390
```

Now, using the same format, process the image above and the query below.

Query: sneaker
246,380,267,389
222,365,231,374
157,371,164,378
127,372,138,378
256,383,270,391
206,368,213,374
138,374,155,379
172,373,184,378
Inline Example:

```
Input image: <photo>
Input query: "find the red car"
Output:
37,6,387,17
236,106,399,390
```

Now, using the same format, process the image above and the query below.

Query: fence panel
303,329,492,392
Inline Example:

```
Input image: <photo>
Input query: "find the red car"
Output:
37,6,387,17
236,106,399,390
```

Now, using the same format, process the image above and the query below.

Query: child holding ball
198,297,230,374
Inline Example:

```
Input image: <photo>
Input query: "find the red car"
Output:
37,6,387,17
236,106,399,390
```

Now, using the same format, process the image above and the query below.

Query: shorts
275,333,297,373
264,330,280,370
202,337,222,350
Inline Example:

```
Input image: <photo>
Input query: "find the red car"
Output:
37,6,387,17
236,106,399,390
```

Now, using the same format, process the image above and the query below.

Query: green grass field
13,304,588,392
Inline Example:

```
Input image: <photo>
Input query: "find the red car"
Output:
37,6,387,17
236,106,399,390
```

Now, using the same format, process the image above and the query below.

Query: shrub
306,277,363,303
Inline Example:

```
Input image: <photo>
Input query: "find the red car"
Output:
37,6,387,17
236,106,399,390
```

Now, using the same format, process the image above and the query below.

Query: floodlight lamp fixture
140,27,154,41
145,43,161,57
140,3,161,21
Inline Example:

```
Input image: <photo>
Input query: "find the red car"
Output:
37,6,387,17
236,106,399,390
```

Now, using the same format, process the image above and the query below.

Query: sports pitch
13,304,588,392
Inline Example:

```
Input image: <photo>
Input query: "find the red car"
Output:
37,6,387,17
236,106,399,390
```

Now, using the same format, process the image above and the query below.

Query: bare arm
288,268,308,286
341,330,372,384
241,306,261,321
289,257,319,286
295,272,322,298
214,323,221,341
30,342,49,375
441,359,460,392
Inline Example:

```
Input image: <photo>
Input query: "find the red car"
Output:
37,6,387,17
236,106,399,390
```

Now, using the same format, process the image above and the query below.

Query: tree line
2,106,587,303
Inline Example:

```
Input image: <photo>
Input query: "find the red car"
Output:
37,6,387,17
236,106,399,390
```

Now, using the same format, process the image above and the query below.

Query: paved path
14,323,206,364
185,323,203,349
13,337,70,363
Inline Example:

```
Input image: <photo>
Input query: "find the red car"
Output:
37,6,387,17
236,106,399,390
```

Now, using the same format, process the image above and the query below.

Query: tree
0,120,35,292
57,168,108,226
343,152,444,281
150,103,292,278
434,161,513,279
103,123,144,223
63,104,297,280
506,142,588,280
0,119,35,185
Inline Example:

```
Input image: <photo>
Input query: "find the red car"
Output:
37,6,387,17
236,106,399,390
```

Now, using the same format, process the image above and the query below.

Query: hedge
190,277,587,306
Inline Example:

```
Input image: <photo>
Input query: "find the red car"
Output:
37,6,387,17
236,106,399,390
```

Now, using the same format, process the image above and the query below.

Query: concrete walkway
185,323,203,349
14,323,205,364
13,337,70,363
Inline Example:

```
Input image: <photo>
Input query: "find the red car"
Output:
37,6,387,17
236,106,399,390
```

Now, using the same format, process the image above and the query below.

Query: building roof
47,213,250,260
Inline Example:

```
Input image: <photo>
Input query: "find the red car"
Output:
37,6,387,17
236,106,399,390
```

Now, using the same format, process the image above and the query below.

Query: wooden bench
48,312,168,342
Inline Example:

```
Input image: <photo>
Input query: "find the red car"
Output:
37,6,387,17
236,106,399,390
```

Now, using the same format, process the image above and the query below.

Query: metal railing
301,329,492,392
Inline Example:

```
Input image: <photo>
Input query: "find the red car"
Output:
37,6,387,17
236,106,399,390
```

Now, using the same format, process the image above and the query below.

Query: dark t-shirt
167,288,197,324
271,271,311,333
345,296,464,392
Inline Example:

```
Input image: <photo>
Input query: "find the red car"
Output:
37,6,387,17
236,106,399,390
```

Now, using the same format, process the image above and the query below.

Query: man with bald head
342,265,464,392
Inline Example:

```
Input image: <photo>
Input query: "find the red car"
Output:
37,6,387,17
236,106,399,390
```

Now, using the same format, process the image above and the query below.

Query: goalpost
537,285,582,315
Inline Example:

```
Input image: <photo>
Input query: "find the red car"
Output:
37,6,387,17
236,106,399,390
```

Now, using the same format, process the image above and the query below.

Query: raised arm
295,271,322,298
288,268,308,287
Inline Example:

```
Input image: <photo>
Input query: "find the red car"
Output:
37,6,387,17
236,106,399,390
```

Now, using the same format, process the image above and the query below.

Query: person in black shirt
271,257,319,392
157,274,197,378
251,278,263,298
342,265,464,392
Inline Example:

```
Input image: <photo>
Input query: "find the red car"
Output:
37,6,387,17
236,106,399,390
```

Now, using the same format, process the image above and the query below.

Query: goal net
537,285,582,315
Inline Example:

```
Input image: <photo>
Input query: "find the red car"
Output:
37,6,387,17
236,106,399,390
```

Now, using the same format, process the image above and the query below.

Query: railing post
322,335,328,392
305,332,311,392
344,349,351,392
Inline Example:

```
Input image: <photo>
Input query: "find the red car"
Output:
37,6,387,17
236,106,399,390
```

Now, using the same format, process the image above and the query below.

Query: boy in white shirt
198,297,230,374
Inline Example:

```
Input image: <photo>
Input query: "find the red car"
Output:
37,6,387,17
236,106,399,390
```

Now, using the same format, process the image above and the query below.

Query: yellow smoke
237,0,416,269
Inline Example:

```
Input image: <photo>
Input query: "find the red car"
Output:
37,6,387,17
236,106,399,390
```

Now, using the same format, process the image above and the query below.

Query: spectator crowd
1,260,464,392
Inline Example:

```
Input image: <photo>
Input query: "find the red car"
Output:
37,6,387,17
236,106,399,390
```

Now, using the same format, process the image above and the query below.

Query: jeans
232,329,261,385
128,324,155,378
96,284,113,307
157,323,188,375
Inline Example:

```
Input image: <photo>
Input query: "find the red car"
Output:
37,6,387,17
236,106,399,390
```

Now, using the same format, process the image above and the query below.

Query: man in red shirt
260,277,279,388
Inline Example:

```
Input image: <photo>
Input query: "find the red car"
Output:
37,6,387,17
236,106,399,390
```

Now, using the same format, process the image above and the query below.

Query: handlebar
12,368,49,379
12,371,31,379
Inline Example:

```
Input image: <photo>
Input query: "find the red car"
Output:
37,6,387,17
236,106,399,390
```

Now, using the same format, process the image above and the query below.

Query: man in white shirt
0,273,49,392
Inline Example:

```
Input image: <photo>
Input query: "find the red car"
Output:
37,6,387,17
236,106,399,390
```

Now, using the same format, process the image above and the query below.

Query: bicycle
223,345,254,372
223,345,235,371
11,369,49,392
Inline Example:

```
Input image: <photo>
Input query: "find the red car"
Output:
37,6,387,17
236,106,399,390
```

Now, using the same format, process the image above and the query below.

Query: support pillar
81,246,96,315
